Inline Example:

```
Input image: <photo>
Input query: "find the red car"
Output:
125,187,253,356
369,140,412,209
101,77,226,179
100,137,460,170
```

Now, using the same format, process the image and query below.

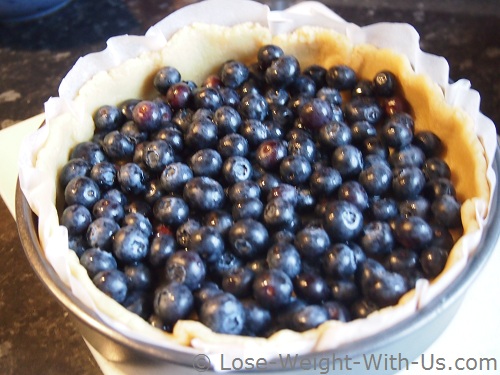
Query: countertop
0,1,499,374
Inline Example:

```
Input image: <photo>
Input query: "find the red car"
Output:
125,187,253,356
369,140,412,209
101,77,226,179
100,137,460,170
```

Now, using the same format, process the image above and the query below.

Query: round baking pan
15,144,500,374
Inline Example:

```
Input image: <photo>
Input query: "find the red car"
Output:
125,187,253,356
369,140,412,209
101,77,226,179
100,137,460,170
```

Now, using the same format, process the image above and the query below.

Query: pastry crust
31,23,490,353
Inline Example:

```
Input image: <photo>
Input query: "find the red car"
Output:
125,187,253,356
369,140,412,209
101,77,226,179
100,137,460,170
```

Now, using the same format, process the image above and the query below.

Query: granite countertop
0,0,499,374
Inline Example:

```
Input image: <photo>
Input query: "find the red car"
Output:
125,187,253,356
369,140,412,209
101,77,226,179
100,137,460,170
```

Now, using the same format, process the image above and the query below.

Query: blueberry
323,200,363,242
331,145,363,178
296,187,316,213
113,225,150,264
217,133,249,158
123,291,152,319
302,64,327,88
294,273,329,303
154,281,194,325
381,119,413,149
373,71,397,97
70,141,107,166
365,270,408,308
123,212,153,236
257,44,284,70
61,204,92,235
148,234,176,267
322,243,357,279
389,145,425,168
117,163,146,195
422,158,451,180
239,119,270,148
350,298,378,319
222,156,253,184
193,282,223,309
294,226,330,259
90,161,117,191
369,197,398,221
153,127,183,153
93,105,124,132
357,258,386,293
165,250,205,290
323,301,351,322
329,280,359,305
352,79,375,98
185,118,218,150
189,148,222,177
266,241,302,278
413,131,443,157
257,173,281,197
132,100,162,132
392,167,426,199
102,130,135,160
154,66,181,94
299,98,333,130
124,200,152,218
255,139,288,170
124,262,152,291
241,299,272,336
209,251,244,279
232,198,264,221
183,177,225,211
309,167,342,197
397,197,428,220
358,163,392,196
316,86,342,107
265,88,289,106
221,267,255,298
188,226,225,263
268,104,294,127
287,136,317,163
265,55,300,88
166,82,192,110
337,181,369,211
176,219,201,248
93,269,128,303
68,235,87,257
228,218,269,259
228,180,261,203
326,65,357,90
80,248,118,278
64,176,101,208
394,216,433,249
144,179,163,205
213,106,242,135
288,305,328,332
86,217,120,250
279,155,312,186
423,178,456,200
220,60,249,88
420,246,448,278
317,121,352,149
253,269,293,309
153,196,190,227
385,112,415,134
350,121,377,145
142,140,175,172
59,158,91,187
92,198,125,222
263,198,295,228
191,87,222,111
200,292,245,335
362,136,389,159
385,248,419,273
160,162,193,193
202,210,233,236
431,226,455,251
290,74,316,97
344,97,383,124
359,221,394,256
431,195,461,228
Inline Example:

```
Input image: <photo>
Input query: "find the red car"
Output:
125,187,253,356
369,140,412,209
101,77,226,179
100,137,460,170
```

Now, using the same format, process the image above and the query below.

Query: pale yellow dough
34,23,490,349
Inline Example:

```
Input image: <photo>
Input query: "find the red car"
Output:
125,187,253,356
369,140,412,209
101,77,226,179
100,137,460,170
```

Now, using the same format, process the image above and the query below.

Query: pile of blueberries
59,44,462,337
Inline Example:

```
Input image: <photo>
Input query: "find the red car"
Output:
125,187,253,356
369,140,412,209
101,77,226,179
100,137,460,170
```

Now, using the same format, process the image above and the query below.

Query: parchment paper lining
17,0,497,369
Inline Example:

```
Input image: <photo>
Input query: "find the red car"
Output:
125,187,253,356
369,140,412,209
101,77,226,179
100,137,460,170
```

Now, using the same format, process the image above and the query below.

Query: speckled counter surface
0,1,499,374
